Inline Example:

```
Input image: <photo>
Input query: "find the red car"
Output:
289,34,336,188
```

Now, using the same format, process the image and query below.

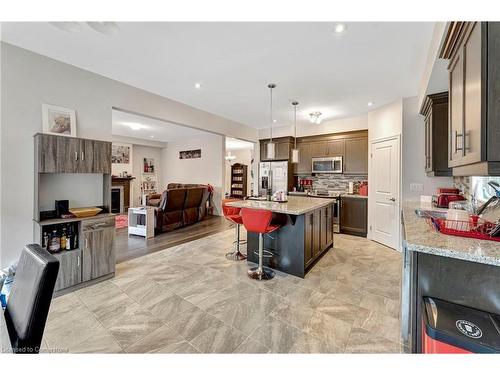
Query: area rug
115,214,128,229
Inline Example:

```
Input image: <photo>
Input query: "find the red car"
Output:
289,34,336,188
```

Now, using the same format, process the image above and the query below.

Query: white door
371,137,400,249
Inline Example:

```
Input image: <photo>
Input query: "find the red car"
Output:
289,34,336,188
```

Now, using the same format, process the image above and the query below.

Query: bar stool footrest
253,249,273,258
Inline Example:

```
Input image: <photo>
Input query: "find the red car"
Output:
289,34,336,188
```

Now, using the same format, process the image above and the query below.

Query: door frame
368,134,402,251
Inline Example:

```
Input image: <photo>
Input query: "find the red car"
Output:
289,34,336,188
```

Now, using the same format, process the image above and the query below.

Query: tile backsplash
298,174,368,193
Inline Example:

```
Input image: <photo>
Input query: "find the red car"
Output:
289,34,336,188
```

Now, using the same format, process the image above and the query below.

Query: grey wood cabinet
82,218,116,282
53,249,82,292
340,197,367,237
344,137,368,175
35,133,111,174
326,140,344,156
441,22,500,175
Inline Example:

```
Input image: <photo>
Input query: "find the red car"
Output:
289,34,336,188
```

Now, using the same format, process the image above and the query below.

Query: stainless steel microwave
311,157,343,174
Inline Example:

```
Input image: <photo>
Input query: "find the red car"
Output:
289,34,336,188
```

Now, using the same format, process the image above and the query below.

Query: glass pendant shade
291,148,299,163
267,141,276,159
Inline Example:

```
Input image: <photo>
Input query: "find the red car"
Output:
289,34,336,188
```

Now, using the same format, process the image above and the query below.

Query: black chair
4,244,59,354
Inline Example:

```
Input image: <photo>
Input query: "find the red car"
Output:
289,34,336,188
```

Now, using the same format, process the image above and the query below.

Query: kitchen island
227,196,335,277
401,201,500,353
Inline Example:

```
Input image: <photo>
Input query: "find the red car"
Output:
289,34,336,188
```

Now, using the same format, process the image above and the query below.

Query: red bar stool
222,198,247,261
240,208,280,280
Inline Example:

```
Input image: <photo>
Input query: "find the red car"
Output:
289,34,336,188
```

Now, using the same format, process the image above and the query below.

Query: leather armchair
4,244,59,354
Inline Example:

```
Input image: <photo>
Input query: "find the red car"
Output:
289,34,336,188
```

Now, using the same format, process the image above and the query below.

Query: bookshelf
230,163,247,198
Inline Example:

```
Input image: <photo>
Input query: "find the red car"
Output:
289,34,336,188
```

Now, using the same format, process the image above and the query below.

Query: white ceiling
2,22,434,128
112,109,211,142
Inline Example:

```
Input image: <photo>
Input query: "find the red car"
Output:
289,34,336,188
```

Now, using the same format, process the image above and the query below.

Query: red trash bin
422,297,500,353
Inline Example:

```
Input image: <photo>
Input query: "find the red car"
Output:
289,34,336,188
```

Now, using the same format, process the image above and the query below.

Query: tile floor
42,229,402,353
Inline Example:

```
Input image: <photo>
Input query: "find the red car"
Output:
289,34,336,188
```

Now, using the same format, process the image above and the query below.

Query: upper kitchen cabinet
440,22,500,175
294,142,312,174
343,137,368,175
35,133,112,174
260,136,293,161
419,92,452,176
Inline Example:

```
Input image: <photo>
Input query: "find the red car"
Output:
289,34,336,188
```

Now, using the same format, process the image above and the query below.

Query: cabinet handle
81,151,85,161
85,237,88,248
77,255,80,268
454,131,463,152
74,151,78,161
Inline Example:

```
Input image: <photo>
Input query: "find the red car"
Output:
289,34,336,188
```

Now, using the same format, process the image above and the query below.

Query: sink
414,209,447,219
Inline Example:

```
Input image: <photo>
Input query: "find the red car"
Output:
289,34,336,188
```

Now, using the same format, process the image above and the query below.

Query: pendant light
291,101,300,163
266,83,277,159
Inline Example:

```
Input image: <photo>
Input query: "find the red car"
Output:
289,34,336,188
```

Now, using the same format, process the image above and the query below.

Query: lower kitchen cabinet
38,215,116,294
305,205,333,267
340,196,368,237
52,249,82,291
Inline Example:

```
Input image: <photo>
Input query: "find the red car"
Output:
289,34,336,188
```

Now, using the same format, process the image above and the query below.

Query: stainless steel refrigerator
259,161,290,196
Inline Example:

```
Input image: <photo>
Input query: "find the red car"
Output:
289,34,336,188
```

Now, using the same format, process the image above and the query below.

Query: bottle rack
40,221,80,253
230,163,248,198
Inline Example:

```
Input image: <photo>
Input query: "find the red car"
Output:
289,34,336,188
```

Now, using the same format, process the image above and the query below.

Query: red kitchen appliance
359,181,368,196
422,297,500,353
432,187,466,208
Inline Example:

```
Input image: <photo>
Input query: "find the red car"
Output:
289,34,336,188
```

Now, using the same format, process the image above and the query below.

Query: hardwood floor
114,215,232,263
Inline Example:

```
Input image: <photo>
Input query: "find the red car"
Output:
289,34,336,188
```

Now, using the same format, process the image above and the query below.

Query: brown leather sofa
146,184,212,233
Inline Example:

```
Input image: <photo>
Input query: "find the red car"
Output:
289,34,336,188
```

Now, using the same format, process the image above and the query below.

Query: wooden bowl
69,207,103,218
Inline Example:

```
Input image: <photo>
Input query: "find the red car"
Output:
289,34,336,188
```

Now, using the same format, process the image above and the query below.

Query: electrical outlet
410,183,424,192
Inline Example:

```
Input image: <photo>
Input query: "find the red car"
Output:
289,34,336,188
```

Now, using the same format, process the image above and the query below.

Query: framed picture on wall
143,157,155,173
42,104,77,137
112,144,131,164
179,149,202,159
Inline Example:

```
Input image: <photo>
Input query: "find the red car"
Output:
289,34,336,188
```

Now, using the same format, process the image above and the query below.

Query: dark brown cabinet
294,142,313,174
344,137,368,175
35,133,111,174
420,92,452,176
260,137,293,161
340,197,367,237
441,22,500,175
282,130,368,176
304,205,333,267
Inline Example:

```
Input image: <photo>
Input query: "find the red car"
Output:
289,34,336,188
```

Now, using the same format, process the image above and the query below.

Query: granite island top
227,195,334,215
402,201,500,267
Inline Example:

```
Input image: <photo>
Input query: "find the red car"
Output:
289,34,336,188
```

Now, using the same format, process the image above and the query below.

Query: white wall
258,115,368,138
161,134,224,216
0,42,257,269
402,97,453,201
224,148,253,196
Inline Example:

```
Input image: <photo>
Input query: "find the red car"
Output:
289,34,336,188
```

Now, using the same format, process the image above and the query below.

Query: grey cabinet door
340,197,368,237
311,141,328,157
62,137,81,173
53,249,82,292
93,141,112,174
344,137,368,175
78,139,94,173
312,209,321,257
276,142,290,160
89,227,115,279
37,134,58,173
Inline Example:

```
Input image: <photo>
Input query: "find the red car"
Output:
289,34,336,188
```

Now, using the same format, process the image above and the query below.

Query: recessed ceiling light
273,119,277,123
334,23,347,34
368,102,374,107
149,135,155,138
194,82,202,89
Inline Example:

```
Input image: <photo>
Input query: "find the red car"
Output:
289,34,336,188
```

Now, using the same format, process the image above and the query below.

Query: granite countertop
1,310,12,353
227,196,334,215
402,201,500,267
